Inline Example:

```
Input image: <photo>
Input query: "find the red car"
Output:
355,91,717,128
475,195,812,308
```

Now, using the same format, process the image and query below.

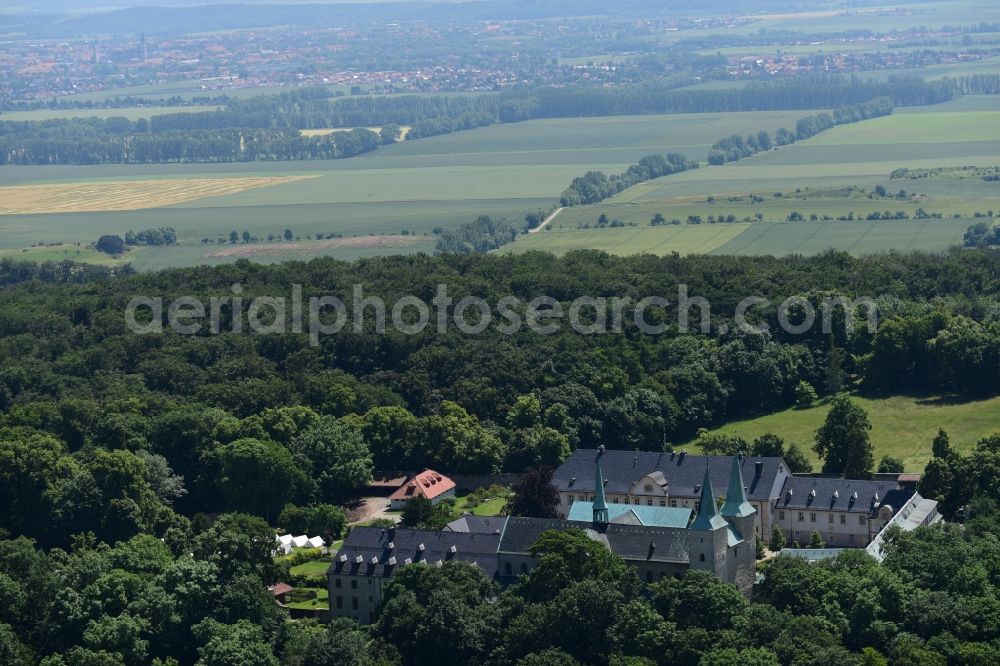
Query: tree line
559,153,697,206
0,123,381,165
709,97,894,165
0,77,952,165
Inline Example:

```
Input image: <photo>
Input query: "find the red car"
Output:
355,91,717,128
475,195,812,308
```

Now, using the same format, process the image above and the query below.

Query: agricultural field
506,223,751,256
686,394,1000,472
0,176,313,215
0,108,817,269
0,105,221,121
507,96,1000,256
511,218,974,257
300,126,411,138
0,244,121,266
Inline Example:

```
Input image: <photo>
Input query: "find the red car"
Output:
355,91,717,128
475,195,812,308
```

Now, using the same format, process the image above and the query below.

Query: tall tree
506,467,559,519
289,417,373,503
813,394,874,478
216,438,302,522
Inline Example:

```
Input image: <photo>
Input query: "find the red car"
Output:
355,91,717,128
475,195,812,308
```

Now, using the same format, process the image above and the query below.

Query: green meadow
687,394,1000,472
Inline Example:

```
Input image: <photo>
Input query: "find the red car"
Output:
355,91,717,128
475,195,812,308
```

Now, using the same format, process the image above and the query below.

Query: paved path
528,206,564,233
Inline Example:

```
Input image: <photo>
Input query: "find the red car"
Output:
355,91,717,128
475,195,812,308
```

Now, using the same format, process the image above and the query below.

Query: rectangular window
828,514,834,523
352,597,358,610
779,511,785,520
670,499,677,507
859,515,866,525
633,498,640,505
336,596,342,609
810,513,816,522
798,512,805,522
849,534,855,543
335,579,341,588
659,500,666,507
351,579,357,589
646,498,653,506
840,515,846,524
568,494,575,503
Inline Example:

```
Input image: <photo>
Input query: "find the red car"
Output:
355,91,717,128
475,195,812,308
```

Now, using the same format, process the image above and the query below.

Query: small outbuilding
388,469,456,510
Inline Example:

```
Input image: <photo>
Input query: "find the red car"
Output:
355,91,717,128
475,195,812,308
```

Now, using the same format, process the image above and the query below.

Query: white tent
306,536,325,548
291,535,309,548
276,534,294,546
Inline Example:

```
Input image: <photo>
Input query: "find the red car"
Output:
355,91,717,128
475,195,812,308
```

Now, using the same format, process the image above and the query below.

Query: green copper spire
721,455,755,519
690,465,727,531
593,445,609,525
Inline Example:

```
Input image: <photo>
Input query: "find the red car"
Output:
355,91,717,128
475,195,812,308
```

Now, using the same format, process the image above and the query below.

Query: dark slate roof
329,527,500,578
497,516,691,564
553,449,786,501
444,515,508,535
604,524,690,563
497,517,594,555
778,477,915,515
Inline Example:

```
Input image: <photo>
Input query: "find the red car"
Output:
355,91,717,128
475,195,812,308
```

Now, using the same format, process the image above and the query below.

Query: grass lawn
452,496,508,517
451,488,510,517
685,394,1000,471
284,586,329,611
290,559,333,580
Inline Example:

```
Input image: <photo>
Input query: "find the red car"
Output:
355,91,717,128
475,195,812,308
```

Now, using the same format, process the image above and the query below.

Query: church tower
687,465,728,576
721,455,757,541
593,445,609,526
720,455,758,596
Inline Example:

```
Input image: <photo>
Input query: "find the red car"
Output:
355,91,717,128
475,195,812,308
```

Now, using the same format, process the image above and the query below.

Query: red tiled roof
269,583,293,596
388,469,456,501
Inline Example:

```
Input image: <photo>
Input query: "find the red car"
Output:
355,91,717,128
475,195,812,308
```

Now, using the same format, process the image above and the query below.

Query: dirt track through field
0,176,314,215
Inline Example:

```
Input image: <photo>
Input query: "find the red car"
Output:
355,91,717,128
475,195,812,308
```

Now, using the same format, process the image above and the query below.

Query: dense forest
1,249,999,662
1,249,998,481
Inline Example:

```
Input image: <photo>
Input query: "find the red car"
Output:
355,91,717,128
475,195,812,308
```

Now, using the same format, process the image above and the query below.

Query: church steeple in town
593,445,609,525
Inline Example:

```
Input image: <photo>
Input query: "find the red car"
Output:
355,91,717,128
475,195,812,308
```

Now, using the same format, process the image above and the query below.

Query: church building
328,448,757,624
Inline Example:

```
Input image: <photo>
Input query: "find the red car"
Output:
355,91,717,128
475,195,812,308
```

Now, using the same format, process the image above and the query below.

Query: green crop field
507,99,1000,257
4,97,1000,267
506,224,750,256
686,394,1000,471
0,244,121,266
0,108,819,269
507,218,974,257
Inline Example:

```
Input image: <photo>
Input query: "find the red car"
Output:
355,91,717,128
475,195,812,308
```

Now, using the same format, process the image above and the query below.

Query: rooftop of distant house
388,469,456,502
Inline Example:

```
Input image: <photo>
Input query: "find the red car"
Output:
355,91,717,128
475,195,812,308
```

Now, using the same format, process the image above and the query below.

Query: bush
794,381,818,407
95,235,125,255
